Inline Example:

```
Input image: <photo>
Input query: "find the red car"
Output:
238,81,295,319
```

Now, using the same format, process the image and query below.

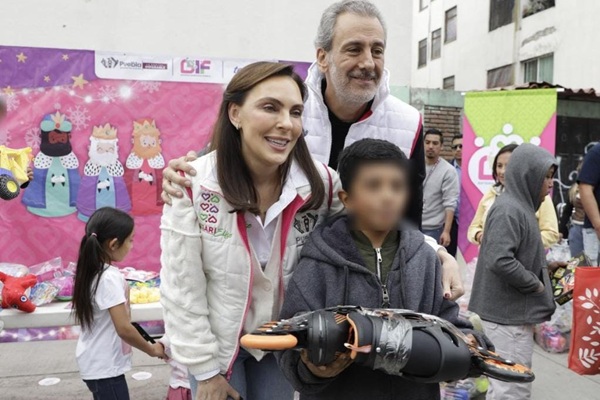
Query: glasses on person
452,144,463,150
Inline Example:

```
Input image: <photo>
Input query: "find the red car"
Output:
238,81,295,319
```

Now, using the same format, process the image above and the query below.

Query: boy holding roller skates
278,139,492,399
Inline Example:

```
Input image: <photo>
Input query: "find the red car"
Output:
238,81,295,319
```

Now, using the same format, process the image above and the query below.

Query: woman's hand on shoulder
161,151,199,204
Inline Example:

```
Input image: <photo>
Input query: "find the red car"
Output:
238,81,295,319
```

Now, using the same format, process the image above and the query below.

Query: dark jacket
278,215,471,400
469,143,557,325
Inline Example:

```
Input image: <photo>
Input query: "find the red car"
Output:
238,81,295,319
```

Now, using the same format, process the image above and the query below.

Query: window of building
522,0,555,18
445,7,457,43
420,0,428,11
523,54,554,83
443,76,455,90
487,64,514,88
418,39,427,68
431,29,442,59
489,0,515,31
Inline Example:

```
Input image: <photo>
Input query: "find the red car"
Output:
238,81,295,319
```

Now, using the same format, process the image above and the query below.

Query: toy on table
50,275,74,301
29,281,60,306
0,145,32,200
0,271,38,312
129,279,160,304
29,257,66,282
241,306,535,384
120,266,158,282
121,267,160,304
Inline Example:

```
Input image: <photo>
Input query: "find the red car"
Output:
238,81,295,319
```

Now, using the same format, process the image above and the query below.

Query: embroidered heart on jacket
200,203,210,211
199,213,209,222
201,193,211,201
209,205,219,213
207,216,218,224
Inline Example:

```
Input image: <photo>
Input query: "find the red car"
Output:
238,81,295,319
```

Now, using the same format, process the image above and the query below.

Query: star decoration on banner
44,75,51,82
71,73,88,90
16,52,27,63
3,86,14,96
62,54,69,61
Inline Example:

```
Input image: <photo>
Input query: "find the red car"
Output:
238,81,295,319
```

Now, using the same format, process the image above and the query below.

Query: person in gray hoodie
469,143,561,400
278,139,489,400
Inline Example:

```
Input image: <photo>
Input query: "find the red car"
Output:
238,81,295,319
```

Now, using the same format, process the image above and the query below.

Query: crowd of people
4,0,599,399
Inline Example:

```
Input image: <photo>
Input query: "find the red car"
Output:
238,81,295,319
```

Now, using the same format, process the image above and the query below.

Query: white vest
302,62,422,163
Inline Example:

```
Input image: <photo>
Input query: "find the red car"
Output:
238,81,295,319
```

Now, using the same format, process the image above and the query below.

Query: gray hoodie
469,143,557,325
278,216,473,400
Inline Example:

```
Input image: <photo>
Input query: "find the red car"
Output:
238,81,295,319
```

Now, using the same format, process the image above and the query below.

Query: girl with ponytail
73,207,166,400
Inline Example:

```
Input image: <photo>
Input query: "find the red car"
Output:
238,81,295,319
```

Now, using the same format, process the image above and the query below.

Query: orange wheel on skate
240,333,298,351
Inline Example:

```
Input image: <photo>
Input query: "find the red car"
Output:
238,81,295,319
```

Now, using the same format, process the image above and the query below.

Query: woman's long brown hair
209,62,325,214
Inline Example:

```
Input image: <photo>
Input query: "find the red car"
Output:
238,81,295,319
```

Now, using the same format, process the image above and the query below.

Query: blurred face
317,13,385,106
495,152,512,186
452,138,463,161
108,230,134,263
340,163,409,231
229,76,304,170
424,134,442,161
540,167,555,203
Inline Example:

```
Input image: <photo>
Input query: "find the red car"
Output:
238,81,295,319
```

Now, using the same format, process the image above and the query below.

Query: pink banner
459,89,557,262
0,45,309,271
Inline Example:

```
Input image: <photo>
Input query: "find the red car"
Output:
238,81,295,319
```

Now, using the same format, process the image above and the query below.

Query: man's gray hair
315,0,387,51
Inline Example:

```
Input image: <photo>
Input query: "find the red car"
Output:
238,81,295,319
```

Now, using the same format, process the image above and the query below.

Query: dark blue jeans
84,374,130,400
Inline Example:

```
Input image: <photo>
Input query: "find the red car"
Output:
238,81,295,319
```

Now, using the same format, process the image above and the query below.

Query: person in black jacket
278,139,486,400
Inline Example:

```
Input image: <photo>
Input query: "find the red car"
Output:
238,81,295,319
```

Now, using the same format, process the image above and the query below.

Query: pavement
1,339,600,399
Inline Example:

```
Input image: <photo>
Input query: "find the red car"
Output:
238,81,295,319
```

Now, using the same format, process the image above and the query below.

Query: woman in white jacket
160,62,342,400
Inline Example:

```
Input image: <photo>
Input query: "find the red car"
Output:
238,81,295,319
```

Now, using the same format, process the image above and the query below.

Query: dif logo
180,59,211,75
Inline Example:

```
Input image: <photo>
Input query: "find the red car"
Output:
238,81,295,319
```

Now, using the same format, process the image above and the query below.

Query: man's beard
328,59,380,106
133,140,162,160
89,138,119,167
40,132,72,157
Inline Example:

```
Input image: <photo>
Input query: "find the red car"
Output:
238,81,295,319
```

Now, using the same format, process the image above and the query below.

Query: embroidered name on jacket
196,192,232,239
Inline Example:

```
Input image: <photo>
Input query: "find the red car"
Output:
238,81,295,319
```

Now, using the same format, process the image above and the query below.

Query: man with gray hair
162,0,464,300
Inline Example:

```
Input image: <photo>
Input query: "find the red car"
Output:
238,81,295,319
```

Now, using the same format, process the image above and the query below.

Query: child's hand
548,261,568,273
301,350,353,378
150,342,168,360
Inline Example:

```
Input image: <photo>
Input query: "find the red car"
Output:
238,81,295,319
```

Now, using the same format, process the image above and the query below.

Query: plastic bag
547,240,571,263
569,267,600,375
0,263,29,278
441,377,488,399
549,302,573,333
29,281,59,306
29,258,65,282
120,267,158,282
535,324,570,353
50,275,74,301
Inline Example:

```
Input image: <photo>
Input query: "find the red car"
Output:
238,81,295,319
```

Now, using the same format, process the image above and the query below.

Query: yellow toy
0,146,32,200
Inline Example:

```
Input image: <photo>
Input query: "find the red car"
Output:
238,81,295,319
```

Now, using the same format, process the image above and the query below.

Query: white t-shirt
76,265,132,380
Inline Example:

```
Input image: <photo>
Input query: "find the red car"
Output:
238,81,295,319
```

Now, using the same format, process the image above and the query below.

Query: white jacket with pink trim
160,151,342,379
